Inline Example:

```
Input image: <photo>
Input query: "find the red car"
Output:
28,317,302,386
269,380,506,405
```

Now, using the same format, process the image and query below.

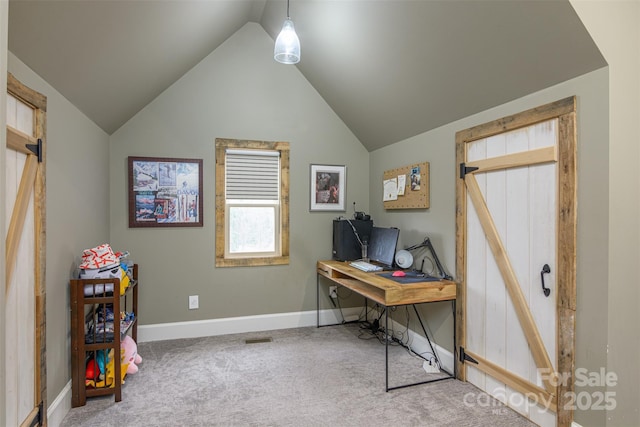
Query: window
215,138,289,267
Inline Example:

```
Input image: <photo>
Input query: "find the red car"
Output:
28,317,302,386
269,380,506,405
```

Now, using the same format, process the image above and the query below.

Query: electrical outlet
344,314,359,323
422,359,440,373
329,286,338,299
189,295,199,310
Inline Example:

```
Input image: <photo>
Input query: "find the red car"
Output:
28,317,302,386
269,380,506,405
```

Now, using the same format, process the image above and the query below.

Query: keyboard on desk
349,260,383,272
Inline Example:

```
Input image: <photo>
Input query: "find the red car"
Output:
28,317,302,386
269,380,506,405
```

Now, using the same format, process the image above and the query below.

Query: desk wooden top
317,260,456,306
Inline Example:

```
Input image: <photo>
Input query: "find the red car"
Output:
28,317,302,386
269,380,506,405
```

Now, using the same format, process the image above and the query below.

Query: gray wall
370,68,609,426
571,3,640,426
7,52,111,407
0,0,8,420
572,1,640,426
108,23,370,325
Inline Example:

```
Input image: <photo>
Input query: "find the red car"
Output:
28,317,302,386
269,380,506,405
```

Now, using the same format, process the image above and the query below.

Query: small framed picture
128,156,203,227
310,164,346,212
410,166,421,191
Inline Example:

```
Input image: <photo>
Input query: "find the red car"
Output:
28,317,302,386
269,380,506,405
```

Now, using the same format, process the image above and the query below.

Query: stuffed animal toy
85,349,107,381
121,335,142,374
85,359,99,381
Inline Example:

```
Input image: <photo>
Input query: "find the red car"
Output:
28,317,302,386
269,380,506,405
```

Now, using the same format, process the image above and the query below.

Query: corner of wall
570,2,640,426
0,1,9,423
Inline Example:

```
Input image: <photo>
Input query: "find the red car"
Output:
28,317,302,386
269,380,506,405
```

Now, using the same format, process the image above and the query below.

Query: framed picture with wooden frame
310,164,346,212
128,156,203,227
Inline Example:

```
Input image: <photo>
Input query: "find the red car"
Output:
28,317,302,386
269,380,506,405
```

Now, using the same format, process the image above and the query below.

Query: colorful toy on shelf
85,359,100,381
96,349,107,378
119,267,130,295
121,335,142,375
85,349,108,382
120,311,135,332
78,244,131,294
85,349,125,388
79,243,119,270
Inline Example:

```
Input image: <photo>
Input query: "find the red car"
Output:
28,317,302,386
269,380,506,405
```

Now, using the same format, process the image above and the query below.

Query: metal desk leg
385,307,389,392
364,297,368,324
316,273,320,328
317,275,357,328
452,299,457,378
386,304,455,391
412,304,453,377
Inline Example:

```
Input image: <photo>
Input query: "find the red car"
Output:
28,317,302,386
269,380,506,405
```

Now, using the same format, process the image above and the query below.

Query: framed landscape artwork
128,156,203,227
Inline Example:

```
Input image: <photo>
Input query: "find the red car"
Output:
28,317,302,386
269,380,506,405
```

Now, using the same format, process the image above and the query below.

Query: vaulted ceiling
8,0,605,151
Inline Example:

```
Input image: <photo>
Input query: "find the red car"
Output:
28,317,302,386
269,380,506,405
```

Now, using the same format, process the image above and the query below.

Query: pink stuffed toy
121,335,142,374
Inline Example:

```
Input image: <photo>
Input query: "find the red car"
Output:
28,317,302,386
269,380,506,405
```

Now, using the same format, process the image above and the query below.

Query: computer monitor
368,227,400,268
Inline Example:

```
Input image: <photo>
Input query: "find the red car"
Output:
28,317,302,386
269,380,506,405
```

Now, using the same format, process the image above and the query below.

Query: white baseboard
50,306,454,426
136,307,363,343
46,380,71,427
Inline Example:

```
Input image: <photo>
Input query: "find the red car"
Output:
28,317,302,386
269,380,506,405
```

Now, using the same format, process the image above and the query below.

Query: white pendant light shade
274,18,300,64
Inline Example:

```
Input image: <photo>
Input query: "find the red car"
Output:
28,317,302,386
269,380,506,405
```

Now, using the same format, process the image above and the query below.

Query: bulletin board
382,162,429,209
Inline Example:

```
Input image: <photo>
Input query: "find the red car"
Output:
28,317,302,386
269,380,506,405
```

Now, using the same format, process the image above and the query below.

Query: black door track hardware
26,138,43,163
459,346,479,365
459,162,479,179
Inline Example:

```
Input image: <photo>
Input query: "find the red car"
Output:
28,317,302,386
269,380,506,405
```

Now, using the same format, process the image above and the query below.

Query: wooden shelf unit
70,264,138,407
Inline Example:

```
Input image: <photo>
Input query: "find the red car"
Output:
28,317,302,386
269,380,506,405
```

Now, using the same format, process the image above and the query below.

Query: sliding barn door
5,73,47,427
455,98,577,427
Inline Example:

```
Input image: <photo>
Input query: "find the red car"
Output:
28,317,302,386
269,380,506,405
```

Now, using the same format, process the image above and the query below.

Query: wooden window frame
215,138,290,267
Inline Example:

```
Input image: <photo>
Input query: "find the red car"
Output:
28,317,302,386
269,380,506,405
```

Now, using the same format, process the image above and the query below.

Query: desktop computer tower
332,219,373,261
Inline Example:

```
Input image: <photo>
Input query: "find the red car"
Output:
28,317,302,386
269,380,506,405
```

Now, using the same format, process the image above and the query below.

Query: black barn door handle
540,264,551,297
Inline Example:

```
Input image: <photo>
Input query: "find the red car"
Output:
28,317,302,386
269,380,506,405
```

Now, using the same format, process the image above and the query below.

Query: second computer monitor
368,227,400,268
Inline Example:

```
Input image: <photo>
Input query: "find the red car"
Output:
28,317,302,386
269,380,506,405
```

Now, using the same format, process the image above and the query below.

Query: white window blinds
225,150,280,200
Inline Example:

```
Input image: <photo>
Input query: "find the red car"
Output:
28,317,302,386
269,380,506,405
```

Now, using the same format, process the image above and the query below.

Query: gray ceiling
8,0,605,151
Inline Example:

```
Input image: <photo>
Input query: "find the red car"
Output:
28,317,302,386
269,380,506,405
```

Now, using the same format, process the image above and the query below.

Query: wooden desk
316,260,457,391
317,260,456,306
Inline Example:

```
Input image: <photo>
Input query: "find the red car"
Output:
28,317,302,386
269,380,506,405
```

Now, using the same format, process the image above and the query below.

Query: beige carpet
62,324,536,426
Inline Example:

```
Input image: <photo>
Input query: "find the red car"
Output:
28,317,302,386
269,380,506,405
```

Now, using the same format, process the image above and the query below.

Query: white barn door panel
465,121,557,426
456,98,577,427
5,74,47,427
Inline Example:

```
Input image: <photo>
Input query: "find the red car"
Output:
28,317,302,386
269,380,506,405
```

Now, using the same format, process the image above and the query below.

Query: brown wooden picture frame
128,156,203,228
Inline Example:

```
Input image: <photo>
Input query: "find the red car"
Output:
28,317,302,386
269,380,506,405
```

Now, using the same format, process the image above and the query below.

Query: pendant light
274,0,300,64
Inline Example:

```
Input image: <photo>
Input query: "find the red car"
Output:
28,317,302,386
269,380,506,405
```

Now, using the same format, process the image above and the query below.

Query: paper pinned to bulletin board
383,162,429,209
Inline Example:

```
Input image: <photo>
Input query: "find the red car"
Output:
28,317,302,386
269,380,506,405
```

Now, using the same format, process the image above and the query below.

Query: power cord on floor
328,287,363,325
358,304,442,370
